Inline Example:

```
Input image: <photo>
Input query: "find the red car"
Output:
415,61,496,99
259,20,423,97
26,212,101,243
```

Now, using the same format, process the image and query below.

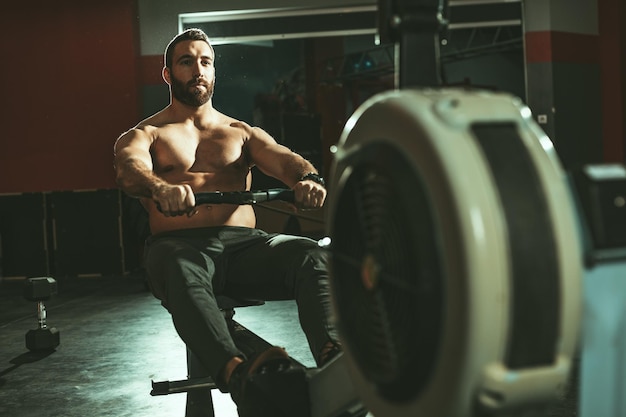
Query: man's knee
300,240,329,269
293,243,330,293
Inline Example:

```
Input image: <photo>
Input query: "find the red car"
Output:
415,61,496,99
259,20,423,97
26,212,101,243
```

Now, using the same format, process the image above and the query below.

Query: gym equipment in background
23,277,61,352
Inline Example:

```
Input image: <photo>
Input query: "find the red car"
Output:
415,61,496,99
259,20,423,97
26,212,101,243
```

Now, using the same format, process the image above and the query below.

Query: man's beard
171,74,214,107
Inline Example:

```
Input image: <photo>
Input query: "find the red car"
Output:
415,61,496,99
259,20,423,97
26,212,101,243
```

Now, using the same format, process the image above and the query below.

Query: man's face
168,40,216,107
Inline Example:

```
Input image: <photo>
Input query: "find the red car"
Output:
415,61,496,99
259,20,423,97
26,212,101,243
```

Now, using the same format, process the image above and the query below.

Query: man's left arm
246,126,326,209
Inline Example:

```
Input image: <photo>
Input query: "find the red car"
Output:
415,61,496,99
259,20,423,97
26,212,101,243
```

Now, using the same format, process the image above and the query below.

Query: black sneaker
228,346,291,406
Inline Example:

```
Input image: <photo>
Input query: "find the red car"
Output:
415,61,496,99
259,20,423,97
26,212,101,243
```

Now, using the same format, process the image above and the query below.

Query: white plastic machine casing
327,89,582,417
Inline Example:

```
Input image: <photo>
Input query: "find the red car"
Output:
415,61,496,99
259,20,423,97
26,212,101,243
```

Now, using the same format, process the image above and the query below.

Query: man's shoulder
135,108,175,130
217,114,256,139
130,109,190,142
226,118,251,131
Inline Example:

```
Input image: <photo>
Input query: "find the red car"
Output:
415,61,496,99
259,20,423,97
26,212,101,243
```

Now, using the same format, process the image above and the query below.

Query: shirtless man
114,29,339,412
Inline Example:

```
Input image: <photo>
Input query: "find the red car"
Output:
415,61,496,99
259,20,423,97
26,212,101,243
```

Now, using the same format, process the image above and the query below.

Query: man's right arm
113,129,195,216
114,129,162,198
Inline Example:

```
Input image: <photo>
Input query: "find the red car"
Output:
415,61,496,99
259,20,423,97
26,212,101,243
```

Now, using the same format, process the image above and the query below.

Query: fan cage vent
331,141,445,403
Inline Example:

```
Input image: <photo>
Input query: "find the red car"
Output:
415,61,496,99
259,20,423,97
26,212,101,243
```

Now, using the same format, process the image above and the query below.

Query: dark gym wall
0,0,623,192
0,0,624,279
0,1,140,278
0,0,141,194
524,0,626,169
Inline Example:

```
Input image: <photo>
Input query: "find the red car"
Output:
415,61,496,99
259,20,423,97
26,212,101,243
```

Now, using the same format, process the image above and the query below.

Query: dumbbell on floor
23,277,60,351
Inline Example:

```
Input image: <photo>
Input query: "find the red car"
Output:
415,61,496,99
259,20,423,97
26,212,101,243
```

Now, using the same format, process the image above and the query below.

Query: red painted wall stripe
141,55,165,85
0,1,140,193
598,0,625,162
525,31,600,64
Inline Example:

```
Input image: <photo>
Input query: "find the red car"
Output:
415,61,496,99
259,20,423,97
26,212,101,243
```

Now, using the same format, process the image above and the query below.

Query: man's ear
162,67,171,85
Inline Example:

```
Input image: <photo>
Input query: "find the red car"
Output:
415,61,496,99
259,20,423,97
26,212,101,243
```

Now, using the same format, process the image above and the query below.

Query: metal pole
378,0,448,88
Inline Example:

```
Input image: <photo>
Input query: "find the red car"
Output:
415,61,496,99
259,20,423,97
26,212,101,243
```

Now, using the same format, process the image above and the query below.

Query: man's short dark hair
164,28,213,69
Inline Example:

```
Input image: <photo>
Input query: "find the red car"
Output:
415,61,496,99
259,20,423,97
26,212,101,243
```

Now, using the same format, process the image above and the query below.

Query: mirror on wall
181,2,524,182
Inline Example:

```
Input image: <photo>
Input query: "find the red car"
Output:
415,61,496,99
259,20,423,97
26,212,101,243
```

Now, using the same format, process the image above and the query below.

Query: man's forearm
116,158,166,199
276,154,321,188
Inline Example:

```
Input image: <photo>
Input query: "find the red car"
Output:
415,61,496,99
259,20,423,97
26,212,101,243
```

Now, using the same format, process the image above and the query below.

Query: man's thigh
222,233,322,300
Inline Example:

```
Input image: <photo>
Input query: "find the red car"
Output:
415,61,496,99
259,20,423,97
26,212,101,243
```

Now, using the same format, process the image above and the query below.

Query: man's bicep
248,132,293,173
114,130,154,170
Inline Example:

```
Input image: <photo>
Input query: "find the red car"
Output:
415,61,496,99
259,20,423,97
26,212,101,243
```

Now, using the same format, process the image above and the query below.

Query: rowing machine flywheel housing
326,89,582,417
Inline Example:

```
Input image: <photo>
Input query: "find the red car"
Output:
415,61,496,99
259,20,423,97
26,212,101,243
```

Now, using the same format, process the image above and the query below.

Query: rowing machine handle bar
194,188,294,205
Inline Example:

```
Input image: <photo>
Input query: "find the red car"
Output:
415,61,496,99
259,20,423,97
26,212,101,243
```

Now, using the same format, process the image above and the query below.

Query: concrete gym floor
0,274,578,417
0,274,318,417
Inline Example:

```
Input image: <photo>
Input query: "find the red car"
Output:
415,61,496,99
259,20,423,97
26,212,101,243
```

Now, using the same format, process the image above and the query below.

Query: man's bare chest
151,128,247,173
